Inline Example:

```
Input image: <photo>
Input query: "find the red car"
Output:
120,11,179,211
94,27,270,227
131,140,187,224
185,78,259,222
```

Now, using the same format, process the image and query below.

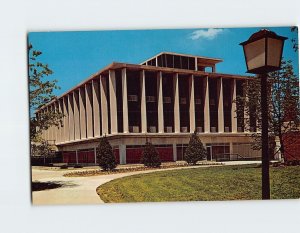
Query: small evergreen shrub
97,136,116,171
141,141,161,167
185,131,207,165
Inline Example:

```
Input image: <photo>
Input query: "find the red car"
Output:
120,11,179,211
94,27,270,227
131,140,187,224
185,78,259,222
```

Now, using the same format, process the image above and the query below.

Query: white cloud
189,28,225,40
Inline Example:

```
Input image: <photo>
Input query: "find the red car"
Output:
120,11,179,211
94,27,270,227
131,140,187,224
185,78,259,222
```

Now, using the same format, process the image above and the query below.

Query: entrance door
206,146,212,161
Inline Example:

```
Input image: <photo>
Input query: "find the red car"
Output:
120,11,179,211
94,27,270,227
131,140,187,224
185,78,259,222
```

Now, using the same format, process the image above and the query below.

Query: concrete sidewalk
32,160,261,205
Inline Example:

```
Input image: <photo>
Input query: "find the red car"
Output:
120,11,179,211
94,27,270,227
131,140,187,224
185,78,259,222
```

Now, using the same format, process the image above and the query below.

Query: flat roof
37,61,251,111
140,51,223,65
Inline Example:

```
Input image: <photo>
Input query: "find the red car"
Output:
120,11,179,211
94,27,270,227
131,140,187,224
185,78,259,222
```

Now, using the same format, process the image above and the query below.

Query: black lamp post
240,29,287,200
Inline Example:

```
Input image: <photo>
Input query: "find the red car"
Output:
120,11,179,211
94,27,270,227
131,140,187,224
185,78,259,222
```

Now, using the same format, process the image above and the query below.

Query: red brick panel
283,132,300,161
77,151,85,163
63,151,76,163
87,151,95,163
157,147,174,162
114,148,120,164
126,148,143,164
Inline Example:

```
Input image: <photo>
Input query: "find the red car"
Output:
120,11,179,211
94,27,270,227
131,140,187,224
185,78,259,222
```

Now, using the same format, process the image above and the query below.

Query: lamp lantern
240,29,287,74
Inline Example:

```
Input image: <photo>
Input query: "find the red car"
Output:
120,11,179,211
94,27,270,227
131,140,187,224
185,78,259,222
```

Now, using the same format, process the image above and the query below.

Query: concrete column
173,73,180,133
157,71,164,133
119,144,126,165
45,108,49,141
212,66,216,73
275,136,282,161
94,147,97,165
54,103,59,143
100,75,108,135
122,68,129,133
92,80,101,137
256,118,261,133
68,93,75,141
73,90,81,140
42,110,47,141
79,87,87,139
189,75,195,133
140,70,147,133
229,142,234,160
86,83,94,138
48,106,53,140
109,70,118,134
231,79,238,133
218,78,224,133
63,96,69,142
58,100,64,143
195,57,198,71
173,143,177,161
204,76,210,133
244,81,250,133
76,150,78,164
50,106,55,140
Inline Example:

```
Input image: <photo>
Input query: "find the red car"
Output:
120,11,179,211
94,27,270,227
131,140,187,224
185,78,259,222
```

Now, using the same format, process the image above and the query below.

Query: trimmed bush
141,141,161,168
185,131,207,165
97,136,116,171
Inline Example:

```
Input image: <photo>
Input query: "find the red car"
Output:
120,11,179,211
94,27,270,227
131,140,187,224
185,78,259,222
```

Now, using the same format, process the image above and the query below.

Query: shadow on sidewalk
32,181,77,192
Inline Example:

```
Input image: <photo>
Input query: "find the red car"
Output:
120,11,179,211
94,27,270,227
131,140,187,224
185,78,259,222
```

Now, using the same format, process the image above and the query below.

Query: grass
96,164,300,202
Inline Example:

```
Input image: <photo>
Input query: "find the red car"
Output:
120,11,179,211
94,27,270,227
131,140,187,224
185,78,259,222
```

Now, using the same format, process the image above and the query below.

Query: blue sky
28,27,299,96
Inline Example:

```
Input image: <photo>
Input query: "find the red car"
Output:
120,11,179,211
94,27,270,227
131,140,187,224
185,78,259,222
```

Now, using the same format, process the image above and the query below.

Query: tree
28,43,63,143
96,136,117,171
31,140,56,164
141,141,161,167
236,60,300,161
184,131,207,165
291,26,298,52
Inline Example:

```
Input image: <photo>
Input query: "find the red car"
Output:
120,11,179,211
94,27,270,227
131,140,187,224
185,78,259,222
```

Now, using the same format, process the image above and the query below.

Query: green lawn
96,164,300,202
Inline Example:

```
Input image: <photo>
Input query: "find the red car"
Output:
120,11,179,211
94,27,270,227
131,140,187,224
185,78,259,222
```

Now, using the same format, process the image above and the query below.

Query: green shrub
97,136,116,171
185,131,207,165
141,141,161,167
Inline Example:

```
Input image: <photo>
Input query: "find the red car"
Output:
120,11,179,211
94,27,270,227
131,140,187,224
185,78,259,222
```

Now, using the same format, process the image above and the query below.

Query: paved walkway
32,161,261,205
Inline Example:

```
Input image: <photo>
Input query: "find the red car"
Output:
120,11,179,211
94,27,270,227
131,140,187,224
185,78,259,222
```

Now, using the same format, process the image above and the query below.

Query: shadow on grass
32,181,77,192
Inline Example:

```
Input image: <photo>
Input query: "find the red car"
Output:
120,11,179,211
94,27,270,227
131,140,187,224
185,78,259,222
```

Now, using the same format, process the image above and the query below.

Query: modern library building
37,52,261,164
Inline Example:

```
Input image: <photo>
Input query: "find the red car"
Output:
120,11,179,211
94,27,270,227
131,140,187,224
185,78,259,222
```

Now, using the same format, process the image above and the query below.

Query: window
146,96,156,102
128,95,138,102
163,97,172,103
165,126,173,133
148,126,157,133
180,98,187,104
195,98,201,104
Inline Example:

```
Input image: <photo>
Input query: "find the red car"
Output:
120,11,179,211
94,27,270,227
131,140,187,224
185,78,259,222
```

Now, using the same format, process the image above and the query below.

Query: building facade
37,52,261,164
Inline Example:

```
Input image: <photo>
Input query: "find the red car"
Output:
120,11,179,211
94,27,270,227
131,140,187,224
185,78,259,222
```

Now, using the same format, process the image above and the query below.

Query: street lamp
240,29,287,200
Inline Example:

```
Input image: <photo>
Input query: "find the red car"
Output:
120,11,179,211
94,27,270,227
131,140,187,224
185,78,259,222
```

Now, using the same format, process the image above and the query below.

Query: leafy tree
31,140,56,164
141,141,161,167
236,60,300,161
28,43,63,143
96,136,117,171
291,26,298,52
185,131,207,165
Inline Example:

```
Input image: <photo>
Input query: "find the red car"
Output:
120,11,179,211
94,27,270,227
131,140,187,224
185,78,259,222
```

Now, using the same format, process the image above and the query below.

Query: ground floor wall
282,132,300,161
56,133,262,165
